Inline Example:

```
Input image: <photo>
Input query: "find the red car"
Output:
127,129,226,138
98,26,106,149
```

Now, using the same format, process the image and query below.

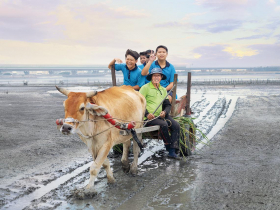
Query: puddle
2,162,93,210
196,96,239,150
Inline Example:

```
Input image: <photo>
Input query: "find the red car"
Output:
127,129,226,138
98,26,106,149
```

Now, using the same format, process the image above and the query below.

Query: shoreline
1,79,280,88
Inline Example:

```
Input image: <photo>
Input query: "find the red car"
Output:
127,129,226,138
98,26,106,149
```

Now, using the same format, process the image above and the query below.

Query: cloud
74,2,148,20
249,44,280,58
0,39,126,65
265,18,280,31
194,19,243,33
223,47,258,57
153,21,189,28
154,18,242,33
0,0,62,42
274,34,280,42
50,3,146,48
153,12,206,28
195,0,250,9
194,0,254,17
0,1,148,44
179,44,280,67
235,34,271,40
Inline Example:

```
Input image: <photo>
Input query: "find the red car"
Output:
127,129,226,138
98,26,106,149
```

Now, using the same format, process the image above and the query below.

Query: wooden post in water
171,74,178,117
111,65,117,86
185,72,191,116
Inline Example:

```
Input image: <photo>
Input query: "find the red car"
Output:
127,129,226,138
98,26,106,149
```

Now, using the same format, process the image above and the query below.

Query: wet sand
1,85,280,209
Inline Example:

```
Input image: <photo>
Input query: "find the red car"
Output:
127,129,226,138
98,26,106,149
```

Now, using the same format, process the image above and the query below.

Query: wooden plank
185,72,192,116
135,125,160,134
111,64,117,86
171,74,178,117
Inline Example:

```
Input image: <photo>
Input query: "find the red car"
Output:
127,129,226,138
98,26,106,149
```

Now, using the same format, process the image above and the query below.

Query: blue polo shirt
138,62,146,70
115,63,145,87
145,61,176,87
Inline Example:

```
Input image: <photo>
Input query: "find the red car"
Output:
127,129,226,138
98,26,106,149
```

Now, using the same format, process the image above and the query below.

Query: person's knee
168,95,172,103
160,121,169,129
174,120,180,129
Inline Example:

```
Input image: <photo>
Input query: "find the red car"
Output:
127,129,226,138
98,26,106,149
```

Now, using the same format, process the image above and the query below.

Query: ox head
56,86,108,135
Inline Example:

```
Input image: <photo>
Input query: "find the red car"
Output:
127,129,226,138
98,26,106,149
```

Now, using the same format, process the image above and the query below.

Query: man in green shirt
139,68,180,159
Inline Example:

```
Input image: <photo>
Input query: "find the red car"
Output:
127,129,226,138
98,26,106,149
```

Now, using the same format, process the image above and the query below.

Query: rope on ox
56,114,150,150
56,86,176,150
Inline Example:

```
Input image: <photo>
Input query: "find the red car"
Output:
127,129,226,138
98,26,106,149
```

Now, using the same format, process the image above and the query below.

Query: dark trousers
145,115,180,149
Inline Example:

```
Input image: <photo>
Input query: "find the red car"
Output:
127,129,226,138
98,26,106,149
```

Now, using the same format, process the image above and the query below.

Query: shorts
168,90,173,97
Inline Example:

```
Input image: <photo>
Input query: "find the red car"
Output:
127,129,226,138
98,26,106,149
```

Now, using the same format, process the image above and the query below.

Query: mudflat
0,85,280,209
0,87,90,185
186,92,280,209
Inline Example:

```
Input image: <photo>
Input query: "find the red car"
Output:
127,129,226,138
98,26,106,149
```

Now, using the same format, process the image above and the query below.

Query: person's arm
139,85,154,120
136,74,146,89
141,53,156,76
165,82,174,91
144,109,149,118
162,99,171,115
108,58,123,69
141,61,152,76
165,65,176,90
132,85,140,90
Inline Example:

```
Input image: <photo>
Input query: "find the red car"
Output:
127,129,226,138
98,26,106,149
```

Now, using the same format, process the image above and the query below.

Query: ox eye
80,107,85,111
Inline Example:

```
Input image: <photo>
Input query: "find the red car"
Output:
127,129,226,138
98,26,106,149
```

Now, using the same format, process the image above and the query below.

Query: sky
0,0,279,67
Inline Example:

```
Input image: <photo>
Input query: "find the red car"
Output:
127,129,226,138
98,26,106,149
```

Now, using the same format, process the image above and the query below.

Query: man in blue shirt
141,45,176,102
108,49,145,90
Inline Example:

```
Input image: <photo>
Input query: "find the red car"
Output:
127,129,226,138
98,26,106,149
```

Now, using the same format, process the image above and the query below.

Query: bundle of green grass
113,116,208,156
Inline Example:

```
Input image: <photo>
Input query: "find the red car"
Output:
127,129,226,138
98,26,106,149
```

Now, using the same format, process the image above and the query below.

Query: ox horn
55,86,70,96
86,91,97,98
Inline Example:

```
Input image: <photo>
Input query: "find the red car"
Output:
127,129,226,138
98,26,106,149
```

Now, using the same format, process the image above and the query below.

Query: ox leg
121,140,131,173
130,133,142,176
86,143,112,189
102,157,115,183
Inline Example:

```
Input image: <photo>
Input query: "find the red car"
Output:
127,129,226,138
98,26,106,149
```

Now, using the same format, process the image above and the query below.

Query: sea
0,65,280,86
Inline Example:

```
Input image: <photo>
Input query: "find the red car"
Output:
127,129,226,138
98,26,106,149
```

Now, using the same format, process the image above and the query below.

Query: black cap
125,49,140,60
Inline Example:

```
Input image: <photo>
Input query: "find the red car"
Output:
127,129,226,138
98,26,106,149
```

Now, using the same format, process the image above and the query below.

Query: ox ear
86,103,108,116
86,91,97,98
56,86,70,96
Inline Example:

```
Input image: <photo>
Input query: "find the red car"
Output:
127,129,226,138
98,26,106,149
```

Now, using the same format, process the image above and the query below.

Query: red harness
102,113,135,130
56,113,135,130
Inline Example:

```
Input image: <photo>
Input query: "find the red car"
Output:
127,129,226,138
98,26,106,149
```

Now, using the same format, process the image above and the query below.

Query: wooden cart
111,66,195,156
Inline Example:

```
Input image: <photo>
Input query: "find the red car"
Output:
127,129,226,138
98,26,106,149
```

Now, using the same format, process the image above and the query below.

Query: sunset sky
0,0,279,67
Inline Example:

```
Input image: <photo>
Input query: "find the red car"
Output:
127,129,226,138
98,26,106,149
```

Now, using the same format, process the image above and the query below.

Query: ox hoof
107,176,116,184
122,161,130,174
129,166,138,176
73,188,97,200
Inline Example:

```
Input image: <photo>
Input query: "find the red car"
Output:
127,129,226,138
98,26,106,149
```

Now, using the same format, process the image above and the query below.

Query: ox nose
61,124,73,134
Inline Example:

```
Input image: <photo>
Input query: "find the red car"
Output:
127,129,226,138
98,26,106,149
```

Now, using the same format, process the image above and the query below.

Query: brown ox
56,85,146,191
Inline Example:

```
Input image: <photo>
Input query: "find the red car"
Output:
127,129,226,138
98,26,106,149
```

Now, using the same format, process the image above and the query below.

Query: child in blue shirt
139,51,147,65
108,49,145,90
